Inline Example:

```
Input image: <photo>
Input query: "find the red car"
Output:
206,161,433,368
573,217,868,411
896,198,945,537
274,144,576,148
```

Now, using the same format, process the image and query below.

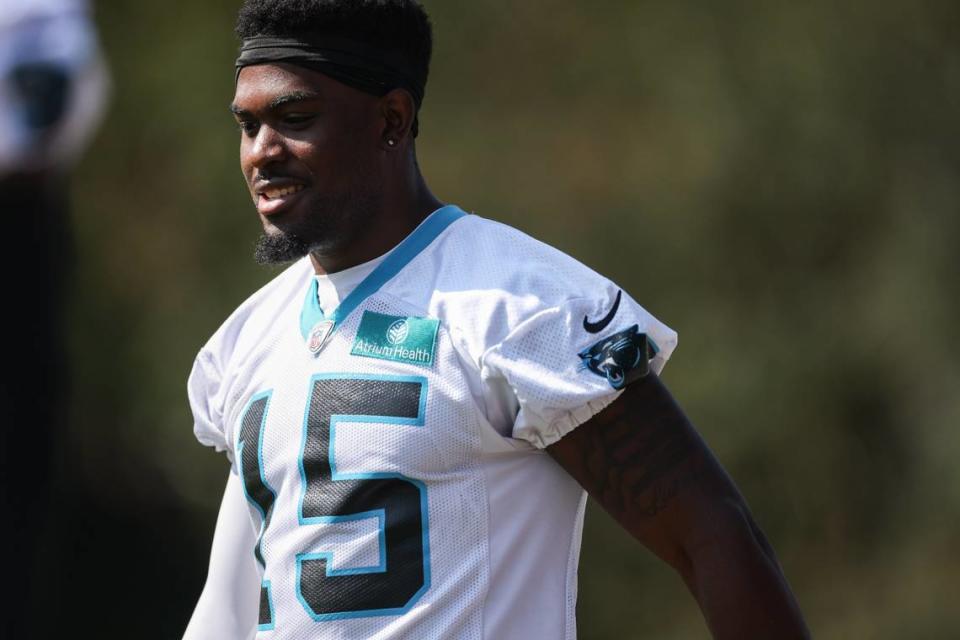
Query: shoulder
440,213,606,295
396,211,616,327
445,212,624,325
390,208,676,369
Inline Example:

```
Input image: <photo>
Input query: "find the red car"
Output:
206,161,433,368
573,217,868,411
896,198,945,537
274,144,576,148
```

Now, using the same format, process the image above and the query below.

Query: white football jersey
189,205,677,639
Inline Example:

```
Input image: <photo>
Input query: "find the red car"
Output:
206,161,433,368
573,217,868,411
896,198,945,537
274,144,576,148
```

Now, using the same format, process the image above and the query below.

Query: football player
184,1,810,638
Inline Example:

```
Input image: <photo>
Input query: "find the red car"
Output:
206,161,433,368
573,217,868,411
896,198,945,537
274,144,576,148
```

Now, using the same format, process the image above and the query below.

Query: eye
282,113,316,127
235,119,259,136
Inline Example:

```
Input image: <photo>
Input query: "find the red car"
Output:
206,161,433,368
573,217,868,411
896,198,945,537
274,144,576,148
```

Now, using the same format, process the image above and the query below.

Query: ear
379,88,416,150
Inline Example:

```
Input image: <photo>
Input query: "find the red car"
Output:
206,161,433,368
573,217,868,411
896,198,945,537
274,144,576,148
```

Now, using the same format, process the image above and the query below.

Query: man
185,1,809,638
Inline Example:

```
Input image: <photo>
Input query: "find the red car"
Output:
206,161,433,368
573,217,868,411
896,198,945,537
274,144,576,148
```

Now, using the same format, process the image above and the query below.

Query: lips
254,180,308,217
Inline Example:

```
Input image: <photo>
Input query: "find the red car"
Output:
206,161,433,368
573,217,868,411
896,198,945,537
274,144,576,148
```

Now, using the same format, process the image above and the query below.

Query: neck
309,170,442,275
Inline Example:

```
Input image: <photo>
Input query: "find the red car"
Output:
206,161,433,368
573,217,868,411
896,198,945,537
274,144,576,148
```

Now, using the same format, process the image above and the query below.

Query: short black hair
236,0,433,90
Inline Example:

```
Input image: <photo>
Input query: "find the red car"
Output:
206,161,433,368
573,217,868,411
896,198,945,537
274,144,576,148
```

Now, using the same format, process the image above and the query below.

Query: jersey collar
299,204,467,340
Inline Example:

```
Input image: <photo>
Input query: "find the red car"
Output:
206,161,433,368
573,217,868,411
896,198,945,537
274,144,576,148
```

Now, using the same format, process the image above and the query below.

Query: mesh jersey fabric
188,205,677,639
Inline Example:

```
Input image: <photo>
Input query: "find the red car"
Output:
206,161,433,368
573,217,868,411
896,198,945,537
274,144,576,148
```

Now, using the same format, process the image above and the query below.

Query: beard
253,179,381,266
254,231,310,265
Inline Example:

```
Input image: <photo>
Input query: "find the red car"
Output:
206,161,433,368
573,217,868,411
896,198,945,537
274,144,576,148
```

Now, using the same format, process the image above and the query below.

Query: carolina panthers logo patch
578,324,654,389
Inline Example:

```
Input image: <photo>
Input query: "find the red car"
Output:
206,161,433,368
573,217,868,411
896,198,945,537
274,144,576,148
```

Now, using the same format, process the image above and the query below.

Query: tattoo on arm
549,376,810,636
549,374,717,524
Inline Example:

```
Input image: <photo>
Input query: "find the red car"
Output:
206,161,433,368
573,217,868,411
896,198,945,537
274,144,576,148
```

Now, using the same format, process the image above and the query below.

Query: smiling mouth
256,184,306,216
262,184,304,200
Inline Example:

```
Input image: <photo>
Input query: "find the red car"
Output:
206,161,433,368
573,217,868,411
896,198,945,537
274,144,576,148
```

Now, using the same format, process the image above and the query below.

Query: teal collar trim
300,278,324,338
299,204,467,340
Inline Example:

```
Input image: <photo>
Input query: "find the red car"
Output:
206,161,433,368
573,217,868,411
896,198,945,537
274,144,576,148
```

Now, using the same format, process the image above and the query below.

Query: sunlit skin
231,63,442,274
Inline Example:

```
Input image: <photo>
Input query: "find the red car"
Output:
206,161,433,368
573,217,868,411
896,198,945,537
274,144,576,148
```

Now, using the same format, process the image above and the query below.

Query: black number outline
294,373,431,621
236,391,277,631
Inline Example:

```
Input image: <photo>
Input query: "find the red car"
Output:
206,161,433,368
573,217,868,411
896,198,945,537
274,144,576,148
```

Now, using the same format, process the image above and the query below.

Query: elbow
676,495,766,581
633,497,760,584
678,497,810,638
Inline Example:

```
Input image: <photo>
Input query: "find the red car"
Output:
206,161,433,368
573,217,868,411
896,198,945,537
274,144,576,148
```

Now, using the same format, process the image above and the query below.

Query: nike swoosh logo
583,290,622,334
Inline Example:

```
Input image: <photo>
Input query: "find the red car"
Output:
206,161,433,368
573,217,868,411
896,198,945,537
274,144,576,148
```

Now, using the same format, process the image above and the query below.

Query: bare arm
547,374,809,639
183,472,260,640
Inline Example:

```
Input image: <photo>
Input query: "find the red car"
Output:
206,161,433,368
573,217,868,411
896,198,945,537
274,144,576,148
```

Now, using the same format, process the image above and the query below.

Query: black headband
236,35,426,109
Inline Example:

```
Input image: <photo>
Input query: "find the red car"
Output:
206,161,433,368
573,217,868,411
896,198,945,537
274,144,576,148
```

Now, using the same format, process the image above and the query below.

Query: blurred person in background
0,0,107,634
184,1,808,638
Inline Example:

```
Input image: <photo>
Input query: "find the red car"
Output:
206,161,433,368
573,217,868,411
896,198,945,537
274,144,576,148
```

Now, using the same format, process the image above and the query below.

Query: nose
245,125,287,170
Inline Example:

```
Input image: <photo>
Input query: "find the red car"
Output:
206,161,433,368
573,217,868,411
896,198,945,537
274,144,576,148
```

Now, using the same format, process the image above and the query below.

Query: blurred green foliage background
40,0,960,637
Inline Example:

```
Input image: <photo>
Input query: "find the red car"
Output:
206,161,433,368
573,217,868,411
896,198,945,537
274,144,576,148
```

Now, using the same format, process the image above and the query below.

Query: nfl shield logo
307,320,335,355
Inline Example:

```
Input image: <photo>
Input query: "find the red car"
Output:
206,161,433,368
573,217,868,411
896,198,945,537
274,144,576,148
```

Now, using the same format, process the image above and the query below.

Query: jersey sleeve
182,473,260,640
188,348,235,466
480,284,677,449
